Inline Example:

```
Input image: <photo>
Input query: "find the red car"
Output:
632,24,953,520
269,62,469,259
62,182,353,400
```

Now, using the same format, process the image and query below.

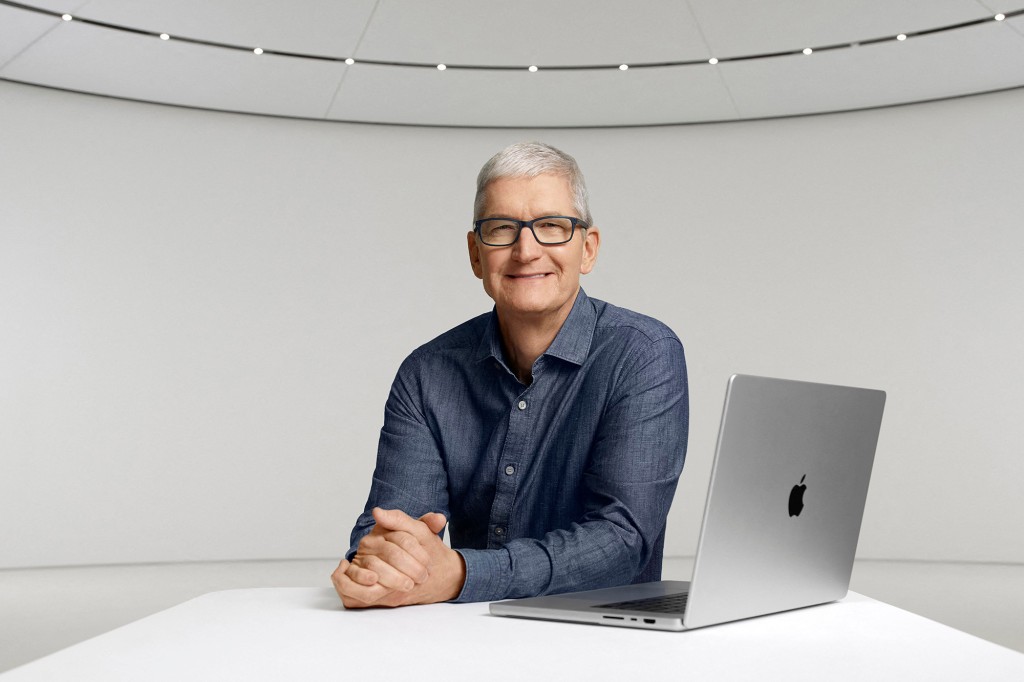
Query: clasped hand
332,507,465,608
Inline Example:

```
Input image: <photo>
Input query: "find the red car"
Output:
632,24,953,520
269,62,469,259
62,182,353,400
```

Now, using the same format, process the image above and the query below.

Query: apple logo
788,475,807,517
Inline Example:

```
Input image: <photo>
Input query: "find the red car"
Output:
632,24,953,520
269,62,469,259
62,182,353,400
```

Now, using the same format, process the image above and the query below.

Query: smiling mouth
508,273,550,279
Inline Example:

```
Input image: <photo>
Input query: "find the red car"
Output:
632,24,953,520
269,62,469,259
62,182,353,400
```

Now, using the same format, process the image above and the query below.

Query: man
332,142,688,608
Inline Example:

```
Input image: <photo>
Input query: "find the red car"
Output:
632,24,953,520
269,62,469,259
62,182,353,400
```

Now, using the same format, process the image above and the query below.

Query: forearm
452,494,670,603
454,539,625,603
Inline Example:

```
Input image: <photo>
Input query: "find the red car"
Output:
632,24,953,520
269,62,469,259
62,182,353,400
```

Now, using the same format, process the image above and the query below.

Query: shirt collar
475,288,597,368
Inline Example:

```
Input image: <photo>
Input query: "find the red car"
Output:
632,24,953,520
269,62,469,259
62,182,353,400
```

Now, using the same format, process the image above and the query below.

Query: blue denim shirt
347,289,688,603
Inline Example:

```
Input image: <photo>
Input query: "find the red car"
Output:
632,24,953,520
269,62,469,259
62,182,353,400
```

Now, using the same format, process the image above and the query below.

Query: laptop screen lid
682,374,885,629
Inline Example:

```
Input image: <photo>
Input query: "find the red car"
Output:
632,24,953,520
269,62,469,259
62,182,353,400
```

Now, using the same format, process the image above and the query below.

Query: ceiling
2,0,1023,127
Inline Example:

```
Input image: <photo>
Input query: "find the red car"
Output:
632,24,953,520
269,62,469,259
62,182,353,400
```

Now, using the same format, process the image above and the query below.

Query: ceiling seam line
973,0,1024,39
682,0,742,119
0,6,75,73
4,77,1024,130
979,0,1024,38
1002,13,1024,39
971,0,997,17
322,0,381,119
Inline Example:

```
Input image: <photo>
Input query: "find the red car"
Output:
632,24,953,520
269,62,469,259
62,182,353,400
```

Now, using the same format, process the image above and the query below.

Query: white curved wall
2,80,1022,568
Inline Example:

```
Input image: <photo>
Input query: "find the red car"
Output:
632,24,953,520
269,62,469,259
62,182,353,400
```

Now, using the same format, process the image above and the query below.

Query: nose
512,225,543,262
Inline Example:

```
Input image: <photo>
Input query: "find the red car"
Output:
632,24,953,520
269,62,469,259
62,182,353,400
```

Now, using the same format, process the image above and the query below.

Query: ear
467,231,484,279
579,226,601,275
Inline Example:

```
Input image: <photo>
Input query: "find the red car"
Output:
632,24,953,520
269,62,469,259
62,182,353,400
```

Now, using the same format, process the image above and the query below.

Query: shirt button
517,400,527,410
505,465,515,475
494,527,504,536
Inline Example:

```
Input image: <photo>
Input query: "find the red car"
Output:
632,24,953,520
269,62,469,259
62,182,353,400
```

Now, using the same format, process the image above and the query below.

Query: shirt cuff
452,540,558,603
451,548,513,603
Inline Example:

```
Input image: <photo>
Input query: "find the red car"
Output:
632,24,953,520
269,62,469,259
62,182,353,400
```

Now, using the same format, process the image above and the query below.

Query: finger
339,584,389,609
332,559,376,590
331,560,365,602
372,507,440,544
371,507,416,532
331,557,353,586
383,530,432,570
332,561,395,607
419,512,448,535
356,531,431,582
345,590,407,610
353,554,416,592
343,560,380,587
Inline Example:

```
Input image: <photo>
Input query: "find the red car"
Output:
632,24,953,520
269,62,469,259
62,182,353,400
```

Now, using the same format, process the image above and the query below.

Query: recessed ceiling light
34,9,1011,76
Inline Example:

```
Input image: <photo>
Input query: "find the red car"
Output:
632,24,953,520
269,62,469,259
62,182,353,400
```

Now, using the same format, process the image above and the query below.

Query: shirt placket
486,384,534,548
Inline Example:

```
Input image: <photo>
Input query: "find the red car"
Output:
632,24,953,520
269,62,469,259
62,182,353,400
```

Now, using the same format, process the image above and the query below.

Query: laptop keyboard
595,592,689,613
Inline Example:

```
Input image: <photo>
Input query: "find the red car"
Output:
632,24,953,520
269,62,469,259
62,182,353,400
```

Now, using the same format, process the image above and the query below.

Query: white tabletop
4,588,1023,681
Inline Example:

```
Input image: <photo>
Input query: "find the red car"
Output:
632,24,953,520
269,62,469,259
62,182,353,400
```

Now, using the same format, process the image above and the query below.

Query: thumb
420,512,448,535
371,507,411,529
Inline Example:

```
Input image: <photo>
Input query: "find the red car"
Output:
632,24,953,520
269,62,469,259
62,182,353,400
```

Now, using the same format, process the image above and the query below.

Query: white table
3,588,1023,680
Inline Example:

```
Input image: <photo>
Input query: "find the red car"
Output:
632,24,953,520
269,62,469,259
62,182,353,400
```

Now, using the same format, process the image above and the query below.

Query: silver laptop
490,374,886,631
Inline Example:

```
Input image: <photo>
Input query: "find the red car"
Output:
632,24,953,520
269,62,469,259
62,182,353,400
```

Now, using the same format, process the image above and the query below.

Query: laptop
489,374,886,631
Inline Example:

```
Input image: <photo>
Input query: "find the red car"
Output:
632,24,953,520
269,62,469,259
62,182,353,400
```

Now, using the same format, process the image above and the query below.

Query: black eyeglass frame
473,215,590,246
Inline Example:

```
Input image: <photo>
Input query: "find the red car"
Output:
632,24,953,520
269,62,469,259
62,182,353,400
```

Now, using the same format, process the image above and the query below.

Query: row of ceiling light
3,1,1018,73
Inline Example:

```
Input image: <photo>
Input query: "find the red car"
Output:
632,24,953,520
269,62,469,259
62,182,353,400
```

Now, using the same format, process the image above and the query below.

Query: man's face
468,173,600,321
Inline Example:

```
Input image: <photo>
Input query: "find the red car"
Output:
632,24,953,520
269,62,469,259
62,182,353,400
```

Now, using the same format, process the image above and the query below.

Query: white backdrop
2,80,1022,568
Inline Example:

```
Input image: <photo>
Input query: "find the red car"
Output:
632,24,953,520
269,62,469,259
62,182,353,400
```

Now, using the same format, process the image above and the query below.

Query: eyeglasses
474,215,589,246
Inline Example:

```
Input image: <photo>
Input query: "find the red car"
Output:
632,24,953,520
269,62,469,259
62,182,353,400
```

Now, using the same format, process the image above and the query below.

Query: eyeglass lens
478,217,576,245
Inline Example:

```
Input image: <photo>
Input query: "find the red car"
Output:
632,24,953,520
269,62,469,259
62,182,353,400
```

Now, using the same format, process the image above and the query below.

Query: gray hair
474,142,593,224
